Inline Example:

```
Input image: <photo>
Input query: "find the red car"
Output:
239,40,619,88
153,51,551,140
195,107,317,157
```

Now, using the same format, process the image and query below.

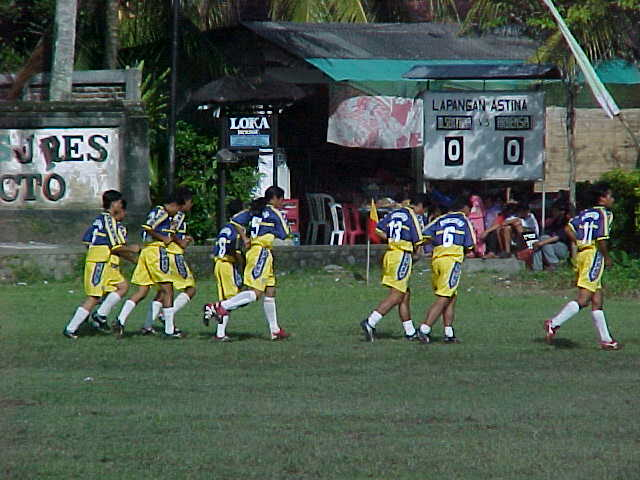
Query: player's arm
597,239,612,267
114,248,139,263
170,234,192,249
532,235,560,251
144,227,173,245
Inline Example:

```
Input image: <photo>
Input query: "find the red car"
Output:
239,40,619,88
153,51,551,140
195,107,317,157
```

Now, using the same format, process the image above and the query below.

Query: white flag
541,0,620,118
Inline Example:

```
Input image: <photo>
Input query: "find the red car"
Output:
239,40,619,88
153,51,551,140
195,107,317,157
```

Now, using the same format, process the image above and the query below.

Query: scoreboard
423,92,545,181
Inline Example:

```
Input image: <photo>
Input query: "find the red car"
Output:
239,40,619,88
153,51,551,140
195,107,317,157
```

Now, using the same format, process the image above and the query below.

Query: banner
327,85,423,149
423,91,545,181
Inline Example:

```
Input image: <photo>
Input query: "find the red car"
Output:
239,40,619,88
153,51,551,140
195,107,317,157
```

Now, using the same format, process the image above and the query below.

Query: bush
599,169,640,254
175,121,258,242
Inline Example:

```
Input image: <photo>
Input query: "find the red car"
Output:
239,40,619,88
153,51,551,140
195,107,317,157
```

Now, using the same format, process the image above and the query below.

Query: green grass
1,267,639,479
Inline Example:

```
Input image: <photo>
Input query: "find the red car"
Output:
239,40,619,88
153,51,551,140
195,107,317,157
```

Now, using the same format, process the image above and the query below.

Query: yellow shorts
576,248,604,293
381,249,412,293
431,255,463,297
83,261,109,297
131,246,173,286
170,253,196,290
244,246,275,292
214,260,243,300
103,261,126,293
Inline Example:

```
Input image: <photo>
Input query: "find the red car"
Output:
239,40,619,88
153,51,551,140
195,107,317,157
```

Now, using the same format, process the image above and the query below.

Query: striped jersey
376,207,424,252
81,212,124,262
568,206,612,251
423,212,475,259
231,205,289,248
212,223,241,262
142,205,174,246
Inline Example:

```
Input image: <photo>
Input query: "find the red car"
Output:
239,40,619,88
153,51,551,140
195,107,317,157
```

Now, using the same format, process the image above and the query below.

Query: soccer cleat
140,327,156,336
212,335,232,342
271,329,290,341
163,330,184,339
405,332,420,341
417,329,431,344
360,319,376,342
63,328,78,340
112,321,125,339
90,311,110,331
202,303,214,326
600,340,621,351
443,335,460,344
544,319,559,344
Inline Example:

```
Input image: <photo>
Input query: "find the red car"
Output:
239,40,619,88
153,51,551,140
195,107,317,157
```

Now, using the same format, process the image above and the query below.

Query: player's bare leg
442,295,459,343
361,287,405,342
397,289,418,340
64,296,101,338
419,295,453,343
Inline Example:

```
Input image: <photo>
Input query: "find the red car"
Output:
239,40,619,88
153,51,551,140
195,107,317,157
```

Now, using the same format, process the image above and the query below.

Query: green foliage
599,169,640,254
175,121,258,242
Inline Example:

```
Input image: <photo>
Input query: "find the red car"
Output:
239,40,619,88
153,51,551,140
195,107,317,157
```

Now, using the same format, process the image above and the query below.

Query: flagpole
366,237,371,286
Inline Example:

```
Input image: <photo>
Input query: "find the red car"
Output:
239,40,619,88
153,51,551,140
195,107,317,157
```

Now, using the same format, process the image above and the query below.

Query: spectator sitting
531,203,571,271
481,197,510,258
503,202,540,254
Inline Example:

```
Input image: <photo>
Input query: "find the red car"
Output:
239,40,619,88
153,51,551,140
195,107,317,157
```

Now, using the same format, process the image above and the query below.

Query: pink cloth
468,195,486,256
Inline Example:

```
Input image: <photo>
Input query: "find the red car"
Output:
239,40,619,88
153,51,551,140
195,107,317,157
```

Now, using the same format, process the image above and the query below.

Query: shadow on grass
532,337,580,349
194,331,266,341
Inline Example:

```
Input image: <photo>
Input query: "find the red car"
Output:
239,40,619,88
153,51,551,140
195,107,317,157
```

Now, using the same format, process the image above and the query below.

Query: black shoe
417,330,431,344
140,327,156,336
63,328,78,340
443,335,460,344
90,311,110,331
112,321,125,339
360,319,375,342
405,332,420,341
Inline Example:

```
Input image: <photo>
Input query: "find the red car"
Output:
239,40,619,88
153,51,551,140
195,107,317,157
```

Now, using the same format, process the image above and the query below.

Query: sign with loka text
0,128,119,208
226,115,272,149
423,92,545,180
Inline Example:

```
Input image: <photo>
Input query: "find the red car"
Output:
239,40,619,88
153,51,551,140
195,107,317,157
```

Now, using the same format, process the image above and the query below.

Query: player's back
85,212,121,262
569,206,612,251
213,223,240,262
142,205,174,246
167,211,187,254
376,207,423,252
232,205,289,248
423,211,475,258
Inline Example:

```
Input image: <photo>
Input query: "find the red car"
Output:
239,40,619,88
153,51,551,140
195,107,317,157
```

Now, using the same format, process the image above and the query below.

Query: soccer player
204,186,290,341
88,200,138,330
359,193,429,342
114,187,193,338
140,203,196,335
418,197,475,343
544,183,620,350
63,190,138,339
204,201,246,341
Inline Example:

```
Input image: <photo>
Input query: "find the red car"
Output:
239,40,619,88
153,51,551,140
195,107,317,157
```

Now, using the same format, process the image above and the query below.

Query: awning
306,59,525,83
403,63,562,80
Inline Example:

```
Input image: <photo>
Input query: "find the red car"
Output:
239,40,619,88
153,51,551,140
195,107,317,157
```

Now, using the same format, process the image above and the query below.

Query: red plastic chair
281,199,299,233
342,203,365,245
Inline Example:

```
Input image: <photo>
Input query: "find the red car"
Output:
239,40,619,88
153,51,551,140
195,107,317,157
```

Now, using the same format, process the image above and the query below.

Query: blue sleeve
231,209,251,228
463,217,475,248
272,208,289,240
376,212,391,232
423,218,437,238
81,224,95,244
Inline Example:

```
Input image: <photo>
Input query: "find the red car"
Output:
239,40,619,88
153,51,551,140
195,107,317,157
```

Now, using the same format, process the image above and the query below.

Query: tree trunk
566,79,578,210
105,0,119,69
50,0,78,101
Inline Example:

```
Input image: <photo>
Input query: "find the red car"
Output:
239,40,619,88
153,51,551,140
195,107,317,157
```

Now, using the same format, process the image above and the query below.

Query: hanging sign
423,91,545,180
226,115,272,149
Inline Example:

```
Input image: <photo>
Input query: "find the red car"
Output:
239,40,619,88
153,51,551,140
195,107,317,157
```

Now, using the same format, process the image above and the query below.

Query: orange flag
367,198,381,243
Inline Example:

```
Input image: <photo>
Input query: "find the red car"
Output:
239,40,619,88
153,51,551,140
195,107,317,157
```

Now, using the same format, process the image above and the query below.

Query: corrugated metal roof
243,21,539,61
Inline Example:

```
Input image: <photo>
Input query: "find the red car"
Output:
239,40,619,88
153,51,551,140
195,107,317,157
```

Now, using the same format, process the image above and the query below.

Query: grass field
1,266,639,479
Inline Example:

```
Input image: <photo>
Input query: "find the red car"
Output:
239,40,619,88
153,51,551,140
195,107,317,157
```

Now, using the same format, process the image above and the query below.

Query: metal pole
218,163,226,229
272,111,278,188
167,0,179,196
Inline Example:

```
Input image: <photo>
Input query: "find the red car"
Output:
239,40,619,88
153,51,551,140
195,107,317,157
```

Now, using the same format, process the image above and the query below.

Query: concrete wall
536,107,640,192
0,244,523,284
